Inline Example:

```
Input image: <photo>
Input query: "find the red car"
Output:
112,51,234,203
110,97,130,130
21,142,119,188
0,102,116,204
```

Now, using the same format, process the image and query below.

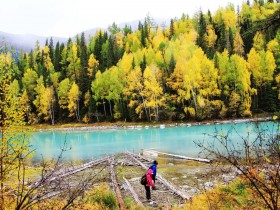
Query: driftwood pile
28,152,203,209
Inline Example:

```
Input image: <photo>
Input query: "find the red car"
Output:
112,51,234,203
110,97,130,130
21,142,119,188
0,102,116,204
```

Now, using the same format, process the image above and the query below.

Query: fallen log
125,151,152,165
30,157,109,188
123,177,145,209
52,156,111,178
156,173,190,200
126,153,148,170
126,152,191,200
109,158,126,210
144,150,211,163
50,158,108,181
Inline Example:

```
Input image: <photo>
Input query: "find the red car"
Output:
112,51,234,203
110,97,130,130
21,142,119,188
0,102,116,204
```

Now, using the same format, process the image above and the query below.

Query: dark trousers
145,185,151,200
152,174,156,184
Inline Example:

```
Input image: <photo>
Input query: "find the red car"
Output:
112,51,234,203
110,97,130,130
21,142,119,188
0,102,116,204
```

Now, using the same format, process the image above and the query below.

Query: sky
0,0,246,38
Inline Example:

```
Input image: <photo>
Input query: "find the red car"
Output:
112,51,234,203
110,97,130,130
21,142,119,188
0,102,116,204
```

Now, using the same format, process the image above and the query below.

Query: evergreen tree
240,10,254,54
67,38,72,50
60,43,65,55
75,34,80,52
29,50,35,69
141,25,146,47
217,22,227,52
108,22,121,35
138,21,143,31
45,38,48,47
106,36,115,69
36,49,45,79
17,50,28,74
140,54,147,73
59,43,67,79
103,32,108,41
132,57,136,69
259,83,277,112
196,11,207,52
123,24,132,36
48,37,54,64
208,10,213,24
93,31,103,65
228,27,234,54
169,19,175,40
80,32,88,70
54,41,61,72
168,54,176,77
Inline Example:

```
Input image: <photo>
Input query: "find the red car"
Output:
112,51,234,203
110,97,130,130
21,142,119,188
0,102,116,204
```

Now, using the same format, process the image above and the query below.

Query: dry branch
123,177,145,209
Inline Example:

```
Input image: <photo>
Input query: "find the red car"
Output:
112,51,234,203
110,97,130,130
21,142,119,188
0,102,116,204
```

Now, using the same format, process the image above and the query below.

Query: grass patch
186,178,268,210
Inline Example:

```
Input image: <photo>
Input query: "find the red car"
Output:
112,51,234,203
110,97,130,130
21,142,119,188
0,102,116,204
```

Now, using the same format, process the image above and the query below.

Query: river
30,121,278,161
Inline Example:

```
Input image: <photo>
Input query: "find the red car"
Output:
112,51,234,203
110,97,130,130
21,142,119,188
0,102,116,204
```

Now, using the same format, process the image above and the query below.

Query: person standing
145,168,155,202
150,160,158,189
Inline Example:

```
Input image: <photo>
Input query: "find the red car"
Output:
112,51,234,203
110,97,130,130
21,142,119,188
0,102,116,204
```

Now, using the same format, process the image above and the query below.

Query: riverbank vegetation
1,1,280,125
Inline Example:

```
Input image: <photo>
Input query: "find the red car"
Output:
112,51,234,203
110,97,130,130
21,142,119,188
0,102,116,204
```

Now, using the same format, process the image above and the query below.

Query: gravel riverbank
38,117,273,132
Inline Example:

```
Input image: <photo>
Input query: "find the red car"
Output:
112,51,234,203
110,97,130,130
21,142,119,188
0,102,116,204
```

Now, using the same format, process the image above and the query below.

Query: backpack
140,174,147,185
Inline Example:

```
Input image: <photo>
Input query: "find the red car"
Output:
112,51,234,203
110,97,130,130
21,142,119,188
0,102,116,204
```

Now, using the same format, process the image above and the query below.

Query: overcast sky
0,0,246,38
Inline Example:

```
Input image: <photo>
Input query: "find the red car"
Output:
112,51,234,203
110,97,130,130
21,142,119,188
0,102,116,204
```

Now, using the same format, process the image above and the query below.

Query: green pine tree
48,37,54,64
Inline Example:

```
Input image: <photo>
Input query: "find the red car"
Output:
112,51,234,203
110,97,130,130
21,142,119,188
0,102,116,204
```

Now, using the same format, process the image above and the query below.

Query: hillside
0,31,68,52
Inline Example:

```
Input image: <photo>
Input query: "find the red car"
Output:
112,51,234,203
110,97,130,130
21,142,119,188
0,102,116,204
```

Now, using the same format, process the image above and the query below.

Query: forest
1,0,280,125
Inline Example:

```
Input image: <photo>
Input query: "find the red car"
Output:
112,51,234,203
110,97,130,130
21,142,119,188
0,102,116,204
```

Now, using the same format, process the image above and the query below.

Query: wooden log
126,152,191,200
53,156,110,177
48,158,108,182
126,153,148,170
156,173,190,200
125,151,152,164
144,150,211,163
30,157,109,188
123,177,145,209
109,158,126,210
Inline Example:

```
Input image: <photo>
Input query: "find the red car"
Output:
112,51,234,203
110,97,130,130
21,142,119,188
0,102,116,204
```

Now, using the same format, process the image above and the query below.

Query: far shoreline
36,116,274,132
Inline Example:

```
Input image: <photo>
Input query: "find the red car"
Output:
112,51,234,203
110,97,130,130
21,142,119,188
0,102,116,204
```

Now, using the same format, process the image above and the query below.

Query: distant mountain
0,18,170,53
0,31,68,53
82,18,170,39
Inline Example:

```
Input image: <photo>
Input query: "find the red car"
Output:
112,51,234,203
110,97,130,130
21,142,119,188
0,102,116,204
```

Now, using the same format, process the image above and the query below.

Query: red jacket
146,169,155,187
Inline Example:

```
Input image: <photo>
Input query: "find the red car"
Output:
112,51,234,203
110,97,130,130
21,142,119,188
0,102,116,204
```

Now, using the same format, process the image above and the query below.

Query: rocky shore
38,117,273,132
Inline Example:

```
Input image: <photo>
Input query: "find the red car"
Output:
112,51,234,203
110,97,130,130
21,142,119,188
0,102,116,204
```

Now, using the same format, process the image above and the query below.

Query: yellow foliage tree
87,53,99,79
22,68,38,102
233,31,244,56
68,82,80,122
57,78,71,110
204,24,217,49
0,52,31,209
143,65,166,121
123,66,149,120
67,44,81,82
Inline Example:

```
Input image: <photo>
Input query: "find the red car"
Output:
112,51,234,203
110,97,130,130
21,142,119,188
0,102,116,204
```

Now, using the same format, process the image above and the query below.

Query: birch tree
68,82,80,122
143,65,165,121
123,66,149,120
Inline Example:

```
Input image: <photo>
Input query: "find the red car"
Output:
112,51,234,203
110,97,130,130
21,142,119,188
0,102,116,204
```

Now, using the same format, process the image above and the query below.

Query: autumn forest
1,0,280,125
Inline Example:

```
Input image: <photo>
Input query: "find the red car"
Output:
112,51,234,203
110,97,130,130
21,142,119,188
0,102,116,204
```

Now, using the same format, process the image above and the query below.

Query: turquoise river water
30,121,278,161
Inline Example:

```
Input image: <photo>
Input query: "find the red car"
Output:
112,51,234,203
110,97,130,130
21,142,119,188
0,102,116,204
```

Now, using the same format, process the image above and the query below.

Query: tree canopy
1,0,279,124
